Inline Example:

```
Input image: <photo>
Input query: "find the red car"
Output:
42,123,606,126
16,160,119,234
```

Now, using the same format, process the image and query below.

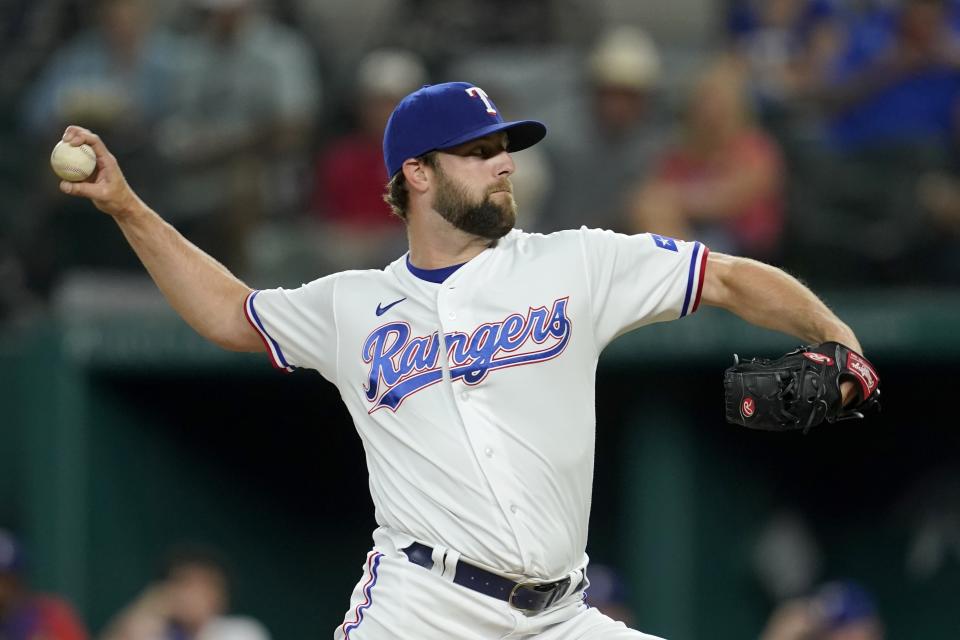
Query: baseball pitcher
59,81,878,639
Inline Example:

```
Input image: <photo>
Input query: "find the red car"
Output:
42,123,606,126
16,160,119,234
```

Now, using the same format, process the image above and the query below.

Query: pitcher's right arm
58,126,263,353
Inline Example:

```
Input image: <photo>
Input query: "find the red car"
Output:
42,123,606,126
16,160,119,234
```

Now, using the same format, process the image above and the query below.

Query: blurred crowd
1,0,960,325
1,528,270,640
2,523,888,640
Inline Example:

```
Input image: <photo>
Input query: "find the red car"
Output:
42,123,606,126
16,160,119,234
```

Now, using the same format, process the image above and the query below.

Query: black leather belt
401,542,585,613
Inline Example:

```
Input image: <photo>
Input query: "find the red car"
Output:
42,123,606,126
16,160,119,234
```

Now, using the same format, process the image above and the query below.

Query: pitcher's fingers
62,126,112,161
62,125,86,140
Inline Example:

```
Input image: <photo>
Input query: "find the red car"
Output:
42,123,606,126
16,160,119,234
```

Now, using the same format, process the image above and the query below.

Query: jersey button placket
435,287,529,564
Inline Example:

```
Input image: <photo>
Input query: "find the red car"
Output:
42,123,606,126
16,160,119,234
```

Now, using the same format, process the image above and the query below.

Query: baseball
50,140,96,182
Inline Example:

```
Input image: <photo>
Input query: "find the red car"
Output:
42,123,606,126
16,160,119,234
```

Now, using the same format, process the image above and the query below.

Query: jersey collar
405,255,467,284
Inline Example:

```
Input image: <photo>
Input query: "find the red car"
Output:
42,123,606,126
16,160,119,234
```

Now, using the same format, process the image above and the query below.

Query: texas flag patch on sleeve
651,233,679,252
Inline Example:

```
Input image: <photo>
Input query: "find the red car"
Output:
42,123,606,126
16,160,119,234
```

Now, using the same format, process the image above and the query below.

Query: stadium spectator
379,0,596,71
99,545,269,640
627,57,785,260
309,48,427,270
290,0,396,83
0,528,89,640
818,0,960,154
16,0,181,289
21,0,178,145
782,0,960,285
539,25,667,233
155,0,321,274
0,0,82,111
760,581,884,640
725,0,844,122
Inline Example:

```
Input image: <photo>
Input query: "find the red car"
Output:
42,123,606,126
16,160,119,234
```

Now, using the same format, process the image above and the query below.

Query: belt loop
441,547,461,580
428,545,446,577
564,569,581,599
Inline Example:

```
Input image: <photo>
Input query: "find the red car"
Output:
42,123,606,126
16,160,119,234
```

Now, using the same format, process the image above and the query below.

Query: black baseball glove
724,342,880,432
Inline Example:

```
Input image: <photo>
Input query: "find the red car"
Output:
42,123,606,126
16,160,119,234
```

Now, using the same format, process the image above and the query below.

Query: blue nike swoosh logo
376,297,407,316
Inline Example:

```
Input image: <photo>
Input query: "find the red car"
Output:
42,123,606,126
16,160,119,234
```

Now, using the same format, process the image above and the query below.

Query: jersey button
448,311,457,320
484,447,494,458
509,504,519,515
460,390,469,401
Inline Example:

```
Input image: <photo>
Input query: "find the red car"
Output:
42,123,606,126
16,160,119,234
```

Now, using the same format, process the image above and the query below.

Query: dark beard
433,166,516,240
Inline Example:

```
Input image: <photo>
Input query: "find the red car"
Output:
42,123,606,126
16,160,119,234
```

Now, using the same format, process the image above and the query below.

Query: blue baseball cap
383,82,547,178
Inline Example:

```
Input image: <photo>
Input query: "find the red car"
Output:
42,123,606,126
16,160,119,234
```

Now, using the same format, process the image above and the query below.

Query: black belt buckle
508,577,570,613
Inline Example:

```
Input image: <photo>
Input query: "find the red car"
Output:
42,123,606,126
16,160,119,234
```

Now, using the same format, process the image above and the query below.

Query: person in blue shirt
821,0,960,153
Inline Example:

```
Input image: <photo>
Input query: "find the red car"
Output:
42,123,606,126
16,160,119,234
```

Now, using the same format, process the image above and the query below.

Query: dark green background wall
3,293,959,639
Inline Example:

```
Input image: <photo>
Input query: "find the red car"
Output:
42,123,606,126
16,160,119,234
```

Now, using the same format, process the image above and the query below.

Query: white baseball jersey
245,227,708,582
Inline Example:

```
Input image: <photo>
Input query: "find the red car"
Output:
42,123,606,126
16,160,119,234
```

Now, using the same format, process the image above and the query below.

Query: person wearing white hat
540,26,668,234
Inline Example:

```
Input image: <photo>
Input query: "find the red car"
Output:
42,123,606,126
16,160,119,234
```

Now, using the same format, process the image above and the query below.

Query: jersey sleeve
577,228,709,347
244,274,340,380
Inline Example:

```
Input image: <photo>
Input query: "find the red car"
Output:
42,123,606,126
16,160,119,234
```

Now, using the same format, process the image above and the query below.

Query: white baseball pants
333,530,665,640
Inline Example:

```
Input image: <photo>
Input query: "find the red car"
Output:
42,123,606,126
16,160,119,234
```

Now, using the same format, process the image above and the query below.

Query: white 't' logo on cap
465,87,497,115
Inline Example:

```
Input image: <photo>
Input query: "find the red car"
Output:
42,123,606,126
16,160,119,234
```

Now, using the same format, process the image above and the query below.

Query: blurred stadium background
1,0,959,638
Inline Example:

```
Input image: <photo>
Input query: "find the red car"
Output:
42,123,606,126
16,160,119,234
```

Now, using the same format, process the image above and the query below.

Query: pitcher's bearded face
432,163,517,240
